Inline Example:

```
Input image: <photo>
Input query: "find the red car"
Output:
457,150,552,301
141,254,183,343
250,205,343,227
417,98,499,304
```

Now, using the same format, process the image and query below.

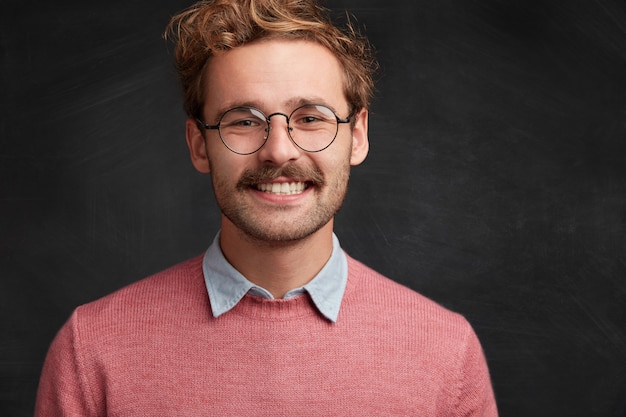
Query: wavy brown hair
164,0,377,119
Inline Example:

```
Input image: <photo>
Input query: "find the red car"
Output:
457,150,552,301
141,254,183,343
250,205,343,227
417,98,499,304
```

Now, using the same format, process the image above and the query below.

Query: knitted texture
35,255,497,416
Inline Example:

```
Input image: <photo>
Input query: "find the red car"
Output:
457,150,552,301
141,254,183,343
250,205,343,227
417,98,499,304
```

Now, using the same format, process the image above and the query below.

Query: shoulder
69,255,208,335
344,253,472,335
342,255,496,413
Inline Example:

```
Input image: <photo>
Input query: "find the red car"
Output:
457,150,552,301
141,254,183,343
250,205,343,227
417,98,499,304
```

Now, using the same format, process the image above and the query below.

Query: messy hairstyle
164,0,377,119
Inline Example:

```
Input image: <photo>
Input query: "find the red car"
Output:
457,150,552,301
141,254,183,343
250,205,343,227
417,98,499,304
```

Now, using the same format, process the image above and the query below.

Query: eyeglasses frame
195,104,353,155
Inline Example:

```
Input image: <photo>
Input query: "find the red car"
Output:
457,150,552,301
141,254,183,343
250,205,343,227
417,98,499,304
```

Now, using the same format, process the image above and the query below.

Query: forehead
203,39,346,114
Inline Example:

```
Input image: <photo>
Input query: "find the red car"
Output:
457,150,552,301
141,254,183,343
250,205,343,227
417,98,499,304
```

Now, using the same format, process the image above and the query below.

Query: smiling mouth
256,182,308,195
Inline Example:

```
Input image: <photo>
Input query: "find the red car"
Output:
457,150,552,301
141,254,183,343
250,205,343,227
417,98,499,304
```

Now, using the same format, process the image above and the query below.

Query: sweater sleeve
34,310,99,417
453,322,499,417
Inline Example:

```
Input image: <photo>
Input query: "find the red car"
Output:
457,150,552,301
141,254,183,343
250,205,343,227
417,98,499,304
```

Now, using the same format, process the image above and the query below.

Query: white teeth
257,182,307,195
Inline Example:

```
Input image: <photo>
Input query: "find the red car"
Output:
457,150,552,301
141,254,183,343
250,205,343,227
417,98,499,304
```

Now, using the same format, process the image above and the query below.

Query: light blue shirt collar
202,232,348,322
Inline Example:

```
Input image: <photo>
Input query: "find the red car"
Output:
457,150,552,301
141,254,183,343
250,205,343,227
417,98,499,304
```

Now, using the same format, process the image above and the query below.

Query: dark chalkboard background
2,0,625,415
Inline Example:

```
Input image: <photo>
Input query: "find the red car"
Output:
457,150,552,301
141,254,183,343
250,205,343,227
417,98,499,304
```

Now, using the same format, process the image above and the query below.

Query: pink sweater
35,254,497,416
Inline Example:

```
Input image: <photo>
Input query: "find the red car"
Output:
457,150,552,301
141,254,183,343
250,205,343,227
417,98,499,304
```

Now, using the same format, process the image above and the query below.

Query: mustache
237,164,325,189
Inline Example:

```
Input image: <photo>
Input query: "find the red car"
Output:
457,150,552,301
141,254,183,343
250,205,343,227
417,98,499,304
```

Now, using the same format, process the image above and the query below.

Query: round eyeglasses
196,104,353,155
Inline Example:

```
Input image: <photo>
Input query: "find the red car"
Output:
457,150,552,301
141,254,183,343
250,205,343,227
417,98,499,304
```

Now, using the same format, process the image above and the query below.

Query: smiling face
186,39,369,244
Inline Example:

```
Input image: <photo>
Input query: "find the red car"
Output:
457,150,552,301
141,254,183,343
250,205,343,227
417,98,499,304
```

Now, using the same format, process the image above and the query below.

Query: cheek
207,152,254,187
325,143,353,169
207,155,233,184
317,155,352,189
206,145,234,172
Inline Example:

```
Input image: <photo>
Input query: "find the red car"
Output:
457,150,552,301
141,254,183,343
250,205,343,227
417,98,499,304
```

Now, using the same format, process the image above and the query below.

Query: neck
219,217,335,298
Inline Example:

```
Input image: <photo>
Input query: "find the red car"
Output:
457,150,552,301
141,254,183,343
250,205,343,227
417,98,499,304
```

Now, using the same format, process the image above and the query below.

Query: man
35,0,498,415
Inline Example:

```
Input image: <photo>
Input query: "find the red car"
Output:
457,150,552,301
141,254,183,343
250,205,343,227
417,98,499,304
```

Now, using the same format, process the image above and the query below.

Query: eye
291,105,336,129
220,107,266,130
229,118,261,128
299,115,324,124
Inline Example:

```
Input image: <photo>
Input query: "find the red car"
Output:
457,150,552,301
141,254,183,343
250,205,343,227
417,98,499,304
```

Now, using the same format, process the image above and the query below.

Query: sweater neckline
228,292,327,322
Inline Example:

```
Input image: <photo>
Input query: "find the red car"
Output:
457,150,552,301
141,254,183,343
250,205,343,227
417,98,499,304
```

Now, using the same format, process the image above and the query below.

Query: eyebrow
284,96,337,112
212,96,341,120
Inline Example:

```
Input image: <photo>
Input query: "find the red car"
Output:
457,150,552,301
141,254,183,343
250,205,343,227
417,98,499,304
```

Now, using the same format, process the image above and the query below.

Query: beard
211,162,350,244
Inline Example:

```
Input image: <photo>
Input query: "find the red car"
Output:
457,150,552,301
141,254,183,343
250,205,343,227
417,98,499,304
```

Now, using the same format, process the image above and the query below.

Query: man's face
186,39,369,243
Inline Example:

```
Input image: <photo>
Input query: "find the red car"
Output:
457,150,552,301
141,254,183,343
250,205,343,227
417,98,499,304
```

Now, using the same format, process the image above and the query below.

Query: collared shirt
202,232,348,322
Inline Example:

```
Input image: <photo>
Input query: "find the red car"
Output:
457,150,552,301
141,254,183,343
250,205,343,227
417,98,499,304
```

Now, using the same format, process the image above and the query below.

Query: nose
256,113,302,165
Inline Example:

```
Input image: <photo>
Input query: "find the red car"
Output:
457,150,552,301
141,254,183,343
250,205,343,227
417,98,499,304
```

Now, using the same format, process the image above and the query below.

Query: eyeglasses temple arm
195,118,220,130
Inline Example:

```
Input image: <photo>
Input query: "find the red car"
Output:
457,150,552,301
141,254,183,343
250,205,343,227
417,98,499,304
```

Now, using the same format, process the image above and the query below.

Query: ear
186,117,211,174
349,108,369,166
